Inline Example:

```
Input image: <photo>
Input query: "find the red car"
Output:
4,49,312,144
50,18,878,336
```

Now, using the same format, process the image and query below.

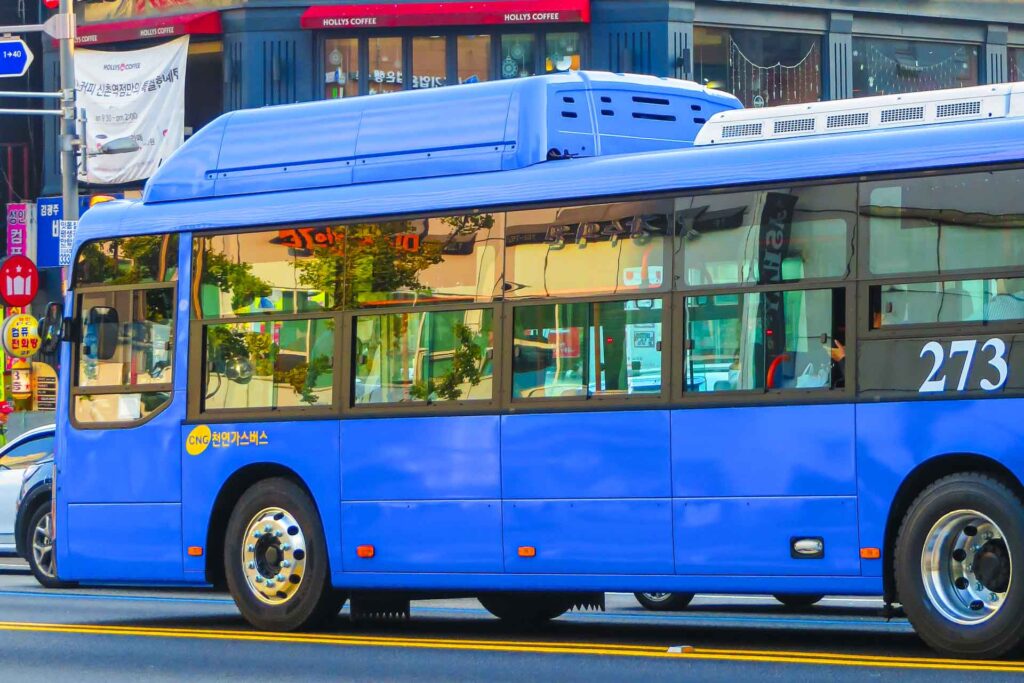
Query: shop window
1010,48,1024,82
203,318,335,410
501,34,536,79
505,201,672,299
368,37,403,95
685,288,845,393
678,184,853,287
412,36,447,90
512,299,663,399
458,35,492,84
325,38,359,99
864,169,1024,276
545,32,581,72
353,308,494,405
852,38,978,97
694,26,821,108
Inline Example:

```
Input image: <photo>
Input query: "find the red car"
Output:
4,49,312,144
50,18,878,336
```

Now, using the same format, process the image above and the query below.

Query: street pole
58,0,78,222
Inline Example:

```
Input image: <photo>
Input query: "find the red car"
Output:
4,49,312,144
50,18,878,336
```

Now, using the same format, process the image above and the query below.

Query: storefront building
29,0,1024,194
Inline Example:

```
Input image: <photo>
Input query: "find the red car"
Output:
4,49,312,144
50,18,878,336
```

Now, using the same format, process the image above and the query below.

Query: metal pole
58,0,78,222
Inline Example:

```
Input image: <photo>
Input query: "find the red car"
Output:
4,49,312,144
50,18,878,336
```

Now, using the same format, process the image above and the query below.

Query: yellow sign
1,314,40,358
10,358,30,400
32,362,58,411
186,425,212,456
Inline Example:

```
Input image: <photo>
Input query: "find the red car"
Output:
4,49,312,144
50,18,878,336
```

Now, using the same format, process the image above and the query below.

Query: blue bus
55,72,1024,658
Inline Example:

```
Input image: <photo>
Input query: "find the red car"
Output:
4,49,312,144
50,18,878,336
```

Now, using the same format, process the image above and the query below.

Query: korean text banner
75,36,189,185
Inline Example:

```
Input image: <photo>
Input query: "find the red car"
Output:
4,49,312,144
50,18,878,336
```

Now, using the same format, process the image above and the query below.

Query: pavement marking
0,620,1020,672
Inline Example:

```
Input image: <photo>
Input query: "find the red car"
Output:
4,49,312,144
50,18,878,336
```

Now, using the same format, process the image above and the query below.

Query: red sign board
72,11,222,46
0,255,39,308
547,329,581,358
301,0,590,29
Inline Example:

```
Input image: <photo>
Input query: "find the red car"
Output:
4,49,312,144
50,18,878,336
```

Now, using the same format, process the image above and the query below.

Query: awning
301,0,589,30
74,12,222,46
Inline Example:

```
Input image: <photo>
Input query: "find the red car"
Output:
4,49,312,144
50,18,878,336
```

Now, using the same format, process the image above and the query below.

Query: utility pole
57,0,78,222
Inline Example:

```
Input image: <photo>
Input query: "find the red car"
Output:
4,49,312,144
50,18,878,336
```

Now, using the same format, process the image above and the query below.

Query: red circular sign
43,0,59,9
0,255,39,307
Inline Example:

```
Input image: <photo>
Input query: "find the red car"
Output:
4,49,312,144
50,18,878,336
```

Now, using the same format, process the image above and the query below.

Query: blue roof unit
142,71,741,204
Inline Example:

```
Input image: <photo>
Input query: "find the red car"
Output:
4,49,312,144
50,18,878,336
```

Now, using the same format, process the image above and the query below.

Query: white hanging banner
74,36,189,185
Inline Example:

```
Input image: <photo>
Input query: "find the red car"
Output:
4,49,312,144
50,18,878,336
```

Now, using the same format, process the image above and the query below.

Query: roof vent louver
827,112,869,129
774,118,814,134
880,105,925,124
936,100,982,118
722,122,763,139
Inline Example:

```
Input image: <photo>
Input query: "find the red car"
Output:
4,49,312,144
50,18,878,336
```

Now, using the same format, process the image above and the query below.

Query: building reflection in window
852,38,978,97
368,36,403,95
694,26,821,108
458,35,491,84
324,38,359,99
412,35,446,90
545,32,580,72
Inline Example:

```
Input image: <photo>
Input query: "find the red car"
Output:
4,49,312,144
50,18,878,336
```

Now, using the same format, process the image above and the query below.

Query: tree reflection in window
74,234,179,286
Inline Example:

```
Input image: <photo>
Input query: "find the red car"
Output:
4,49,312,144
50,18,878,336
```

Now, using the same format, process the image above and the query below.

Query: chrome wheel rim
31,512,55,579
641,592,672,602
241,507,307,605
921,509,1012,625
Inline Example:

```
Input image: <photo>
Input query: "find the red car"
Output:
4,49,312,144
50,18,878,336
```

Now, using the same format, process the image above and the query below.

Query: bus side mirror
87,306,120,360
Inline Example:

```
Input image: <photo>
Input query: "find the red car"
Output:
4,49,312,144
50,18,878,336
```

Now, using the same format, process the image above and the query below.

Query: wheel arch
204,463,316,589
14,484,52,559
882,452,1024,604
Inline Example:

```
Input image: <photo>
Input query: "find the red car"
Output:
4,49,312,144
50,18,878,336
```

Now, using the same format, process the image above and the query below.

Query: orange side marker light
187,546,203,557
860,547,881,560
518,546,536,558
357,545,375,559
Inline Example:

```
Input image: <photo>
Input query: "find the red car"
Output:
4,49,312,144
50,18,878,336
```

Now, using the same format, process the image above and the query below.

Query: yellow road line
0,620,1022,673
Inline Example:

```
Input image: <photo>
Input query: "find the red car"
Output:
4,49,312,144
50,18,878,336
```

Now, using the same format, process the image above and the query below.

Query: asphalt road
0,558,1022,681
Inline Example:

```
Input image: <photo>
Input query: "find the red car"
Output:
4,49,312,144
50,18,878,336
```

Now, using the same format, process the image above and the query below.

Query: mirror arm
61,317,77,343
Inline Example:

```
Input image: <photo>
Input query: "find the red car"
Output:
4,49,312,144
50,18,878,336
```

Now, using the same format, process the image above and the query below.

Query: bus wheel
224,477,335,631
634,592,694,611
773,594,823,608
895,473,1024,658
479,593,570,625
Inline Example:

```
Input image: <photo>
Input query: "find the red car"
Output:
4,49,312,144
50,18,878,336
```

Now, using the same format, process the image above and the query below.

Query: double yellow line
1,620,1023,672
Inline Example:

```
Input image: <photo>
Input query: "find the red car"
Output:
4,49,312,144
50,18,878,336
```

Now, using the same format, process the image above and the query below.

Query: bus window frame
69,280,177,431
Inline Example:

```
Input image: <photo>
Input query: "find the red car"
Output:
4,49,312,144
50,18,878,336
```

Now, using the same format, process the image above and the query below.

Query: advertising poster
75,37,190,185
5,203,36,261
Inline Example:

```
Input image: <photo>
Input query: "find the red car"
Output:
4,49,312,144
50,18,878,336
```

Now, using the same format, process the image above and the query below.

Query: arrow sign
0,38,34,79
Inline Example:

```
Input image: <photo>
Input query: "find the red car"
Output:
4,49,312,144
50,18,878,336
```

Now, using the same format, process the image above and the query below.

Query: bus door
56,233,187,582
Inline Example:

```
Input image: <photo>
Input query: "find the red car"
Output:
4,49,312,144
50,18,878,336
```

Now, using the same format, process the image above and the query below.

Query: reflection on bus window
203,319,335,410
865,169,1024,275
74,392,170,424
78,287,174,388
353,309,493,404
74,234,179,287
505,202,671,298
512,299,663,398
686,288,844,392
678,185,853,287
871,278,1024,327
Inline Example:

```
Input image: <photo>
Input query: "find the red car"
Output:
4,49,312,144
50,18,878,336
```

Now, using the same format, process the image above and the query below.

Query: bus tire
894,472,1024,658
478,593,570,625
633,592,694,611
224,477,335,631
773,594,823,609
25,504,74,589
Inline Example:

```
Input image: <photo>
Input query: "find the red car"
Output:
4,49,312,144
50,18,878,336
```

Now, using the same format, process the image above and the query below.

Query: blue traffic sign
0,38,33,79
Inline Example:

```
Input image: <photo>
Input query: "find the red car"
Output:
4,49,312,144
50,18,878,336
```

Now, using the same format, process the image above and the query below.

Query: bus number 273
919,338,1009,393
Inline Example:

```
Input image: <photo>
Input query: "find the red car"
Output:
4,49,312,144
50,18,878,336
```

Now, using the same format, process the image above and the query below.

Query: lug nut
276,574,285,581
991,593,999,601
247,544,255,552
255,576,264,583
282,544,291,551
263,524,272,532
247,562,255,570
266,580,275,588
282,560,291,568
253,531,261,538
274,530,282,537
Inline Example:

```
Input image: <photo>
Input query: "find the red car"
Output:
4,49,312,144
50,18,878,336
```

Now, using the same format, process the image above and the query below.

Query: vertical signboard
5,203,36,261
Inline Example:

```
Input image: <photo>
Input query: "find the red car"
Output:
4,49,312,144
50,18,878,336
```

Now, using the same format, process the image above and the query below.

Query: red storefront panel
301,0,590,30
74,12,222,45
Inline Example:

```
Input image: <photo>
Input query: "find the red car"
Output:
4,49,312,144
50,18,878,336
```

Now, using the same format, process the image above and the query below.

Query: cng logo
186,425,212,456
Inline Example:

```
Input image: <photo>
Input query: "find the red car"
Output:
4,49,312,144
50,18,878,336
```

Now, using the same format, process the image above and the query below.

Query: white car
0,426,55,555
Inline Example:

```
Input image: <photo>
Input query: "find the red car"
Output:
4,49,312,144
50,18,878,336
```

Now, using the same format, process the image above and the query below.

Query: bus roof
79,84,1024,245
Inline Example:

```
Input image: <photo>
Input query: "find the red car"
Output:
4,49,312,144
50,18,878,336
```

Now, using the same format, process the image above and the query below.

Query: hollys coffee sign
301,0,590,29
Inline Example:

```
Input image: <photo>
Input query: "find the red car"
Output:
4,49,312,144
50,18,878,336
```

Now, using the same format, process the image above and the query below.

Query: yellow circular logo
2,313,41,358
186,425,212,456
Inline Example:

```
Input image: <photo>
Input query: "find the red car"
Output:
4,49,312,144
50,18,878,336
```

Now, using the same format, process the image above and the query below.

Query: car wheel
633,592,694,611
773,594,824,608
895,473,1024,658
478,593,571,625
26,504,73,588
224,477,340,631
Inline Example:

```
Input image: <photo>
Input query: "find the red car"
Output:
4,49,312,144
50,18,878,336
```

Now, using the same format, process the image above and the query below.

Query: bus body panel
340,500,503,573
501,411,671,499
673,497,860,575
855,398,1024,578
179,420,343,577
339,415,501,501
65,502,183,581
502,499,674,573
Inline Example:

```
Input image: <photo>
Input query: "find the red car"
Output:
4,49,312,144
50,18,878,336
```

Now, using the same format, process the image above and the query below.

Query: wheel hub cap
241,507,307,605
